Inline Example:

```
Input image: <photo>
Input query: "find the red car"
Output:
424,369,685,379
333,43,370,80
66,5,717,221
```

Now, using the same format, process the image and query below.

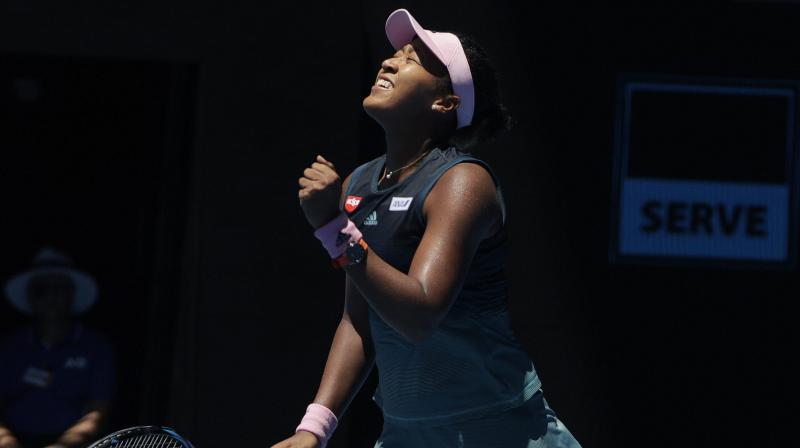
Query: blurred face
26,272,75,321
363,36,452,127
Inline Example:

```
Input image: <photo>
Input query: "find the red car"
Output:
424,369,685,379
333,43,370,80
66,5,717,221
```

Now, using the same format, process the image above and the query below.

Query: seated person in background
0,247,116,448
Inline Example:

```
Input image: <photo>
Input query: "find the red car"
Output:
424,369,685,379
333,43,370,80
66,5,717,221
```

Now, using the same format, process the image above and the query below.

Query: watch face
346,241,367,264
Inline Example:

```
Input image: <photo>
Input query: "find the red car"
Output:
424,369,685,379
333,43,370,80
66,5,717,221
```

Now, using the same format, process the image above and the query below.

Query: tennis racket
87,426,195,448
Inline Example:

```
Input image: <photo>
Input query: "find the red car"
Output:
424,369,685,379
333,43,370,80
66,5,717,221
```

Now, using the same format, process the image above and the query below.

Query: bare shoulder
341,171,354,191
423,161,501,234
427,161,498,206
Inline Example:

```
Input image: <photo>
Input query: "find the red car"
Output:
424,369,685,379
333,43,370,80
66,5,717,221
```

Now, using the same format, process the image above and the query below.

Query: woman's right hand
270,431,320,448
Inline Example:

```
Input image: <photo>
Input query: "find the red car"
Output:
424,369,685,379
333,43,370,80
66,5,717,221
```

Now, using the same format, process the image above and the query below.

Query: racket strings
112,433,182,447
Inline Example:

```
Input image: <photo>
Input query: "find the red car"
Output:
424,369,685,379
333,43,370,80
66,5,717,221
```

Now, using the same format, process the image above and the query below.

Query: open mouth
374,78,394,90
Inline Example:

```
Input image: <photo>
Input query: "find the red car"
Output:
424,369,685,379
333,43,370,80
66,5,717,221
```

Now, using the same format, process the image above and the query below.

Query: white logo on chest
389,197,413,211
65,356,88,369
22,366,52,388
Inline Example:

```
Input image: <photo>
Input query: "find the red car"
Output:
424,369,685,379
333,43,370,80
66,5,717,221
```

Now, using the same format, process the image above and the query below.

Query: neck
378,113,453,179
384,132,434,170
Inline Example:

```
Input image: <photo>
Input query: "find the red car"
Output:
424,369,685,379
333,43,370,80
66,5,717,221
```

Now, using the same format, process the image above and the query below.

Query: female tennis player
273,8,582,448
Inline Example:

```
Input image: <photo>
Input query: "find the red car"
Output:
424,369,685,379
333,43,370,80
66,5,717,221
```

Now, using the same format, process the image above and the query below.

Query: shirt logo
22,366,53,388
363,211,378,226
345,195,362,213
389,197,413,211
65,356,88,369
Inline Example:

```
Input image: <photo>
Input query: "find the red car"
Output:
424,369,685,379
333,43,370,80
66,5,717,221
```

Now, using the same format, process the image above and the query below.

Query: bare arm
343,162,501,342
298,156,500,343
311,277,375,418
308,172,377,417
299,157,501,343
273,285,373,448
274,173,376,448
0,398,20,448
47,401,109,448
0,422,21,448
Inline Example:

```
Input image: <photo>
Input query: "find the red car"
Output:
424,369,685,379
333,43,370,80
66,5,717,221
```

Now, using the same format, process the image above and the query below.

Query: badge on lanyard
22,366,53,388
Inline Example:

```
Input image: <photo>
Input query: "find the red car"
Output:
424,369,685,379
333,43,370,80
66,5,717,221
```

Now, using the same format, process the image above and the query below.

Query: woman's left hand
298,155,343,229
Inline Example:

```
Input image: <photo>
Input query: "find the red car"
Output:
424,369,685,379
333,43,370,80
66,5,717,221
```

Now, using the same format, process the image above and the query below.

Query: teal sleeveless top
344,146,542,427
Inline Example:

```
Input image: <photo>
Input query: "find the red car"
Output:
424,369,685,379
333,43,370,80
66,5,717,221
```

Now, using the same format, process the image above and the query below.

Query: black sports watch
332,238,369,268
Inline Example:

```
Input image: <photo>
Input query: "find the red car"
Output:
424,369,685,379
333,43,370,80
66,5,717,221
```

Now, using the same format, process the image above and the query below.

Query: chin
362,98,386,124
363,92,382,108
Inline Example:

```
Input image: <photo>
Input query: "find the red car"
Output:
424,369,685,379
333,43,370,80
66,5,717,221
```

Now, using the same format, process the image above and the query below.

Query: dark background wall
1,1,798,447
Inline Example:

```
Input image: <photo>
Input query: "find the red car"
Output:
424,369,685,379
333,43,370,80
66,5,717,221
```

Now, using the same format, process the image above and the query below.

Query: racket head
87,425,194,448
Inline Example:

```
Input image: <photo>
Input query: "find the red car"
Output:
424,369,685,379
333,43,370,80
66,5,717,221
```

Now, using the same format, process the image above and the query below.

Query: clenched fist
298,155,343,229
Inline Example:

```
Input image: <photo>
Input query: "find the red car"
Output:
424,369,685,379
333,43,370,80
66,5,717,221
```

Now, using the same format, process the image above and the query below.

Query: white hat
4,247,98,316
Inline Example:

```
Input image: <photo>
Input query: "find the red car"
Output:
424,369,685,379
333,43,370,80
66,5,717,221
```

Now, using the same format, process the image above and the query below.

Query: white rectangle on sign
619,178,789,261
389,197,413,211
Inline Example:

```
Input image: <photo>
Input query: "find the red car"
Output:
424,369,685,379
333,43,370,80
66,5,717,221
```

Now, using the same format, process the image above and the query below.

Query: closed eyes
391,49,420,64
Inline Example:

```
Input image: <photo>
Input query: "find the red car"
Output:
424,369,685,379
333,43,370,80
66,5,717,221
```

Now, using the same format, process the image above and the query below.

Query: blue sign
619,179,788,260
610,75,799,268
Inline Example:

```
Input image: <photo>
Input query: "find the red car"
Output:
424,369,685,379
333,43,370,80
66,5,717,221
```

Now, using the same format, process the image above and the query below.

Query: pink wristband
313,212,363,259
295,403,338,448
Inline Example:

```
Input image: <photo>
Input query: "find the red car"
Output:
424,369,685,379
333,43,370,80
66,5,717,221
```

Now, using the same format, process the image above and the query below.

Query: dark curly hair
433,32,515,152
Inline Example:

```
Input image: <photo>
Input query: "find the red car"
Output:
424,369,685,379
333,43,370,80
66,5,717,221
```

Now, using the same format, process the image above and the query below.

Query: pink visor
385,8,475,129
